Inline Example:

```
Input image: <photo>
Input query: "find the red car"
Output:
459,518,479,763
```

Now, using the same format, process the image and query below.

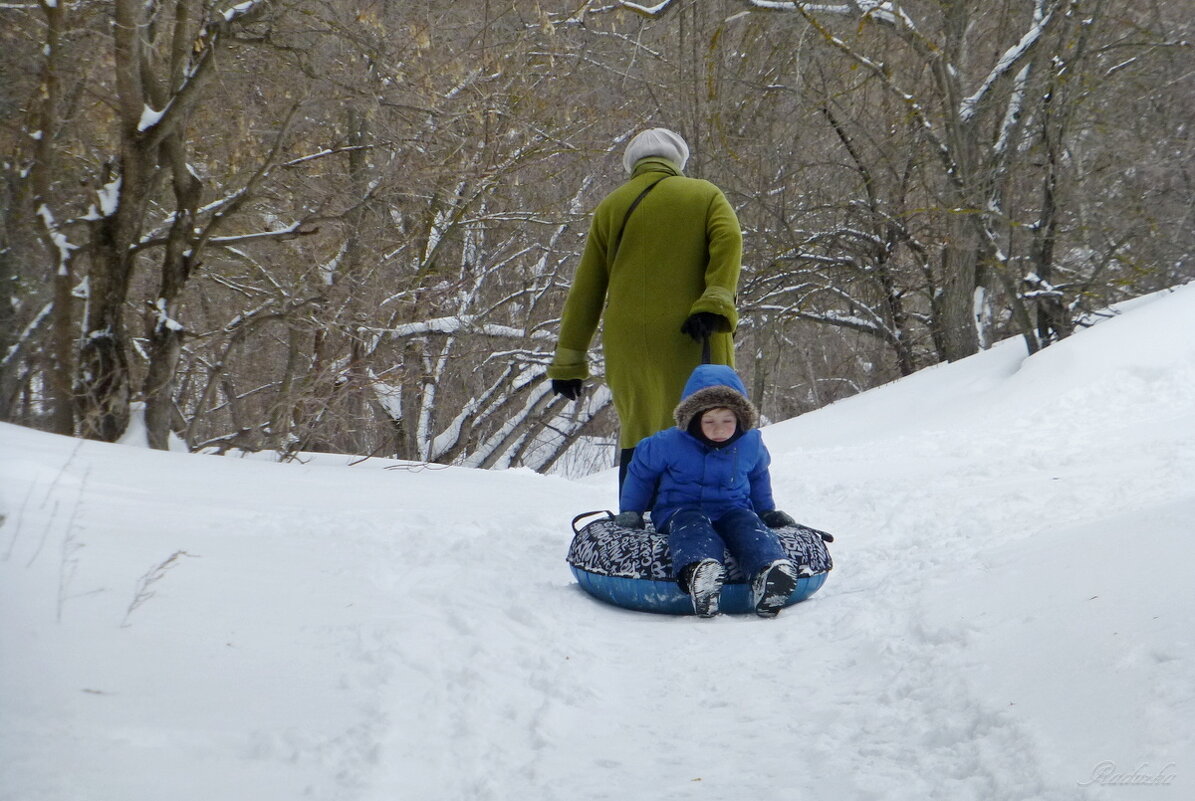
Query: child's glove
759,509,797,529
612,511,645,530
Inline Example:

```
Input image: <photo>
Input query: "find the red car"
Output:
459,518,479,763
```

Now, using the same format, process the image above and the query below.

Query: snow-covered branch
993,64,1032,157
35,204,76,276
959,0,1055,122
138,0,271,150
783,4,953,170
359,317,557,342
1,303,53,369
791,308,889,338
743,2,909,30
615,0,677,15
209,223,314,246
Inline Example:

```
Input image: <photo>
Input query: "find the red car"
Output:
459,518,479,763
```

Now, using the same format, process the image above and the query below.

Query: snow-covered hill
2,285,1193,801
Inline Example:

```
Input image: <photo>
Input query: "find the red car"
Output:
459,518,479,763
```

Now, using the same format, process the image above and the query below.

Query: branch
208,223,319,246
121,550,199,627
422,362,521,462
616,0,678,15
743,2,910,29
790,308,895,343
135,140,362,250
135,219,318,254
1,303,53,370
784,4,954,174
139,0,272,151
357,317,557,342
959,0,1056,122
191,99,302,250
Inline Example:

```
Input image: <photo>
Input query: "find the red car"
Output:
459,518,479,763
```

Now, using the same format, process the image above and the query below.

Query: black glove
680,312,727,343
612,511,645,530
759,509,797,529
551,378,582,401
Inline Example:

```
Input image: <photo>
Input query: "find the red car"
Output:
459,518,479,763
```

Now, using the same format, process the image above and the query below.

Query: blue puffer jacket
620,364,776,530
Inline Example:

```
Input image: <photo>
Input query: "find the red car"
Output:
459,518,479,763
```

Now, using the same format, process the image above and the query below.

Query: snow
2,284,1194,800
751,1,905,27
222,1,258,23
994,63,1032,156
34,204,75,275
137,104,166,132
363,315,555,341
210,221,303,245
116,402,188,452
617,0,674,14
97,176,121,217
153,298,185,333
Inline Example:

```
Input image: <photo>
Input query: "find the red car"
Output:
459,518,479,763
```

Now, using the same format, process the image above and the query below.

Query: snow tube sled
567,511,833,615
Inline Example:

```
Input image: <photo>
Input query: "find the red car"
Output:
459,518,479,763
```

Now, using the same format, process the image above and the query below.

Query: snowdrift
2,284,1193,800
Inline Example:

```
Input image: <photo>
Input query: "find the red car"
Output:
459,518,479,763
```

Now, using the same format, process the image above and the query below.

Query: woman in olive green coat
548,128,742,486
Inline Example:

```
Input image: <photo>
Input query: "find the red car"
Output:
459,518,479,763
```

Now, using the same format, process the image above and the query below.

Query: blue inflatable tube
567,511,833,615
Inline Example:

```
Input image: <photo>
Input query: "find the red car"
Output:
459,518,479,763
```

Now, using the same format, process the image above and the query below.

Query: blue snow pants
666,507,789,581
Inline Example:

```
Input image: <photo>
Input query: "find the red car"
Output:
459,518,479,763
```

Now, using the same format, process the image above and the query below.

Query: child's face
699,408,738,443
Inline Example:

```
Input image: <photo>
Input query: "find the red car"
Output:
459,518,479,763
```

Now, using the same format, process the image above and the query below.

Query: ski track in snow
2,285,1193,800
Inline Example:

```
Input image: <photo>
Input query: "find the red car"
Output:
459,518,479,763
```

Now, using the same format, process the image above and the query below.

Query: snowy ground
2,284,1193,801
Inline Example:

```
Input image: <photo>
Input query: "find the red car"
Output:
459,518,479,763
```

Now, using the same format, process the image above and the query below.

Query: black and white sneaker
682,559,726,618
751,559,798,618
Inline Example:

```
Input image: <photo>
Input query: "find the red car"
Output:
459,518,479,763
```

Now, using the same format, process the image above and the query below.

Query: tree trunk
878,266,916,376
938,215,981,362
78,211,137,441
398,338,424,461
29,1,76,435
144,2,203,450
76,0,148,441
0,227,18,420
144,139,202,449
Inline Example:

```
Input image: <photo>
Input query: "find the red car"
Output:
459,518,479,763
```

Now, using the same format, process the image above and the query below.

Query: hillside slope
2,285,1193,800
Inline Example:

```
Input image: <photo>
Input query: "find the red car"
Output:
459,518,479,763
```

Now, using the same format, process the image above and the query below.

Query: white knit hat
622,127,690,174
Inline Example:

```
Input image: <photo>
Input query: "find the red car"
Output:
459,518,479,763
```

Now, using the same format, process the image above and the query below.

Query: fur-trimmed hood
673,364,759,431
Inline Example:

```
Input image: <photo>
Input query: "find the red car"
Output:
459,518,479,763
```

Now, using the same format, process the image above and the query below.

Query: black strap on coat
608,175,671,268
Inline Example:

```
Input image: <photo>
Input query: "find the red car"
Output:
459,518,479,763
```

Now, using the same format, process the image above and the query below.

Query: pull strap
701,335,711,365
571,509,614,534
608,175,670,268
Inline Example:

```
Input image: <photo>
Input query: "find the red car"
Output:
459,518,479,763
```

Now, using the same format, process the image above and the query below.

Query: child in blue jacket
616,364,799,617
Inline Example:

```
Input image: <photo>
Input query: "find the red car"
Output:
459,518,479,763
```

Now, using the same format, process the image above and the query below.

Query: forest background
1,0,1191,475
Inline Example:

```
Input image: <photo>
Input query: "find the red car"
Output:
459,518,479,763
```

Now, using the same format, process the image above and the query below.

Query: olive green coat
548,158,742,449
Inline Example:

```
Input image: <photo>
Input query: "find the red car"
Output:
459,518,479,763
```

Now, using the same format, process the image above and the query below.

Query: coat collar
630,157,683,179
